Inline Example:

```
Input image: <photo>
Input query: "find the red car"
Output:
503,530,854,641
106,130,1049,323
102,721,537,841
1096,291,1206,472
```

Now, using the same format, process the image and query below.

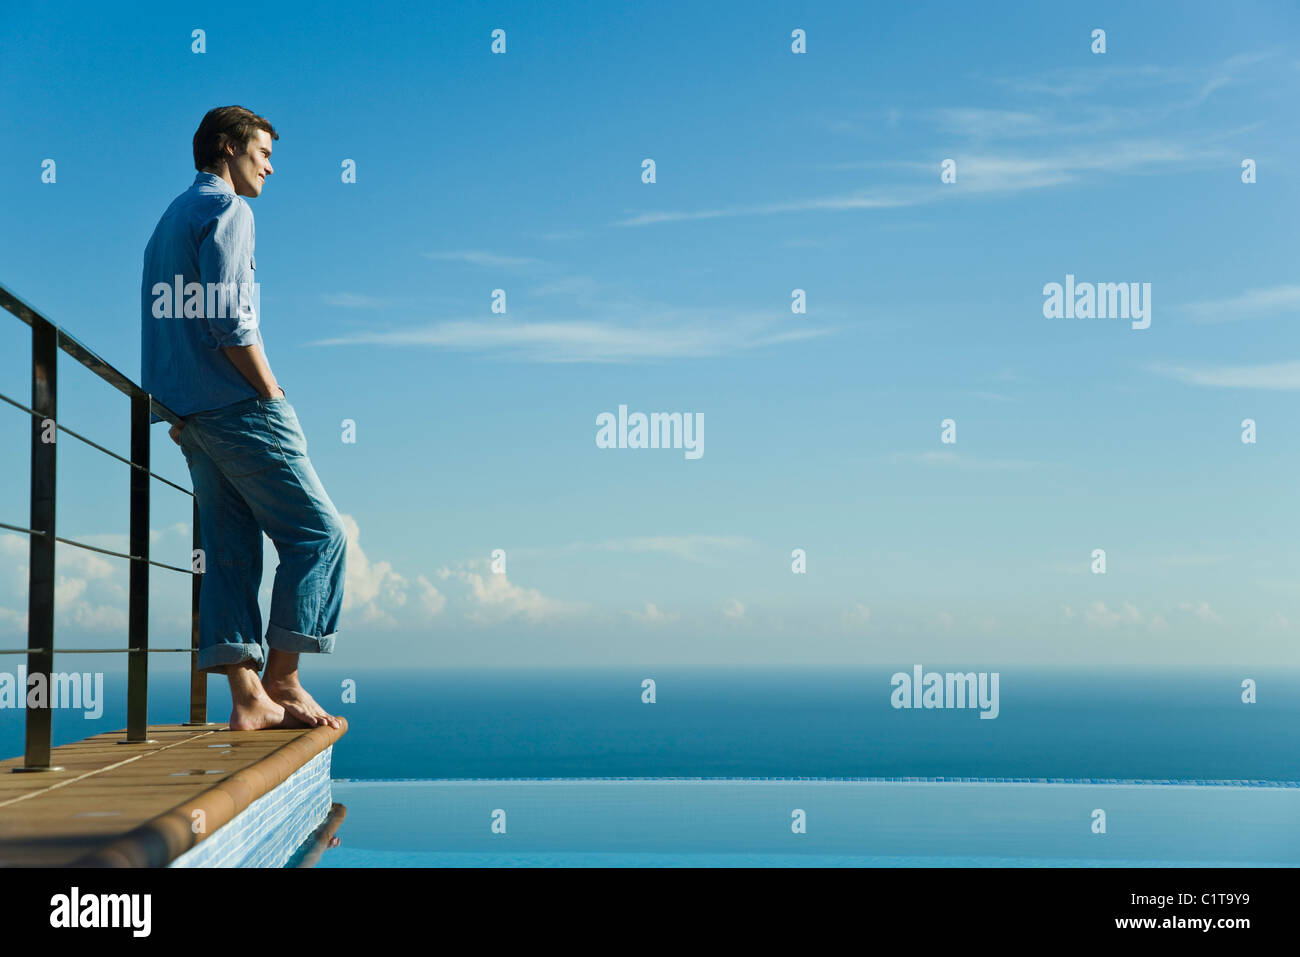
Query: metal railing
0,282,209,772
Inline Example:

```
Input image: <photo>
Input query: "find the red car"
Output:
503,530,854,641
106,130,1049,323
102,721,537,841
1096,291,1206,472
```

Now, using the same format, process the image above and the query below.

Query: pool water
308,777,1300,867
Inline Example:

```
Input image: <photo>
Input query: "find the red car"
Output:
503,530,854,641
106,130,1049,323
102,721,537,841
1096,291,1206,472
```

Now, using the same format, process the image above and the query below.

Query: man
141,105,344,731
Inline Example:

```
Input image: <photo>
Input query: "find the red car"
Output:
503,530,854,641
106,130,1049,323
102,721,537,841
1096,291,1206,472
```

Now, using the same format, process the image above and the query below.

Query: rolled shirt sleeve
197,197,260,347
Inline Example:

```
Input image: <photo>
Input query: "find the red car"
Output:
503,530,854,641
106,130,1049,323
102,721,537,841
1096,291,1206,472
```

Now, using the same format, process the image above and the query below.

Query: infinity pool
304,777,1300,867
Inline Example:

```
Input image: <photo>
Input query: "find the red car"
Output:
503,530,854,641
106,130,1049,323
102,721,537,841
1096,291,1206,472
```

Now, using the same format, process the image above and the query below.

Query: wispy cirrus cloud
1176,285,1300,324
931,107,1048,139
984,63,1183,99
927,105,1134,141
612,194,909,228
834,137,1213,188
946,141,1208,190
1186,50,1281,107
493,535,751,566
983,52,1279,109
626,52,1273,230
308,307,832,361
1146,360,1300,390
617,138,1219,228
322,292,398,308
1159,554,1232,567
314,259,831,361
589,535,749,563
423,249,546,268
884,450,1043,469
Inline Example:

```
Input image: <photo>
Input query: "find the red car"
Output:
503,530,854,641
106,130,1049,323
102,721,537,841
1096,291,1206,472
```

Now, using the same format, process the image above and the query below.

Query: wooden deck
0,720,346,867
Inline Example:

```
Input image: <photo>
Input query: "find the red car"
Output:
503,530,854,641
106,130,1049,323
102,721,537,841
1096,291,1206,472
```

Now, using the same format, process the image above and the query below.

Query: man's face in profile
227,128,274,198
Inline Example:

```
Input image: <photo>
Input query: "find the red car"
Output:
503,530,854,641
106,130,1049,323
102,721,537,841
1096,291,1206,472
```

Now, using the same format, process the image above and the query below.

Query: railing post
187,497,207,724
123,393,153,743
20,318,60,771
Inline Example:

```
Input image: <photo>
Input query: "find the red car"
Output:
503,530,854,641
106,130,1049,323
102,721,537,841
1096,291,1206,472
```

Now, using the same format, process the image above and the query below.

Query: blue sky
0,0,1297,673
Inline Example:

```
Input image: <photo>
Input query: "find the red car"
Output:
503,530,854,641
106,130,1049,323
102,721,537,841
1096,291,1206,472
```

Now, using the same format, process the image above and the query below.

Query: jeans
177,395,346,673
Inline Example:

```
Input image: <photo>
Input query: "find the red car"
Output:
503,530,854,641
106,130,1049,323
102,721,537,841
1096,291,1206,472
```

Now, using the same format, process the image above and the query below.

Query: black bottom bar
2,865,1285,942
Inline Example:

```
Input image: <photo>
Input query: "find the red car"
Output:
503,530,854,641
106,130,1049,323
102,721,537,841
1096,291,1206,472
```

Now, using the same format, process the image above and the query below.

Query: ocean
4,666,1297,782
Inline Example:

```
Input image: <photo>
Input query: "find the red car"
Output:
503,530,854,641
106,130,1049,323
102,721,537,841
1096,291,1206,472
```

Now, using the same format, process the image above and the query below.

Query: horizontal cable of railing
0,389,193,497
0,648,198,654
0,520,195,575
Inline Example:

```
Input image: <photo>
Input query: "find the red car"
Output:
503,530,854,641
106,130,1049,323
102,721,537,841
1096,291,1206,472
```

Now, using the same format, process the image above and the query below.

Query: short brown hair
193,106,278,172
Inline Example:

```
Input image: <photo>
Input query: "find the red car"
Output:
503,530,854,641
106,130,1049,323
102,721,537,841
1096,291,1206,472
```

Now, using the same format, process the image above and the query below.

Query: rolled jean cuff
266,621,336,655
197,641,265,674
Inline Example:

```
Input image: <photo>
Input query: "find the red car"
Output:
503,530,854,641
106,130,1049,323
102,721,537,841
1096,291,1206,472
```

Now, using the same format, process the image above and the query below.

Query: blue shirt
141,172,265,421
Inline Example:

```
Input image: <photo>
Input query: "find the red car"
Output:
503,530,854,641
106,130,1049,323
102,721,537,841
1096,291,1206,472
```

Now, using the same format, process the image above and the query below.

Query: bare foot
229,695,311,731
262,676,342,730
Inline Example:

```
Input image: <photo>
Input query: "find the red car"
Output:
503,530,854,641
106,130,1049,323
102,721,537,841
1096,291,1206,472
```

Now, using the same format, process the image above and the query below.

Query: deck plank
0,721,345,867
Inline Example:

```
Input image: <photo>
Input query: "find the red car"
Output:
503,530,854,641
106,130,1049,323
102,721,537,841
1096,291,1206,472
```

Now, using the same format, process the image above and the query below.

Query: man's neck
202,166,237,193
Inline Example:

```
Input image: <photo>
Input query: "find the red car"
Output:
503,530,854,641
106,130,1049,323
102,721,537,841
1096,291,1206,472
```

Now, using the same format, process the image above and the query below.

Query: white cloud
625,602,678,625
0,535,25,593
437,565,585,624
340,513,417,626
842,602,871,626
1178,600,1224,625
722,599,745,620
0,533,143,633
1083,601,1142,628
416,575,446,617
71,602,128,631
57,544,116,581
55,576,87,604
150,522,189,544
1,519,451,637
